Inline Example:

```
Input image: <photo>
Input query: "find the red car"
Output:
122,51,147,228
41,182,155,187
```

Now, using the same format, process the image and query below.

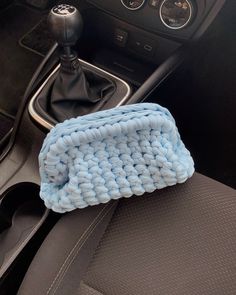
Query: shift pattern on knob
52,4,76,16
48,4,83,47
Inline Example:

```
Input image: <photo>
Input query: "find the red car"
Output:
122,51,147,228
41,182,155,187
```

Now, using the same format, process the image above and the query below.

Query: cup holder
0,182,49,278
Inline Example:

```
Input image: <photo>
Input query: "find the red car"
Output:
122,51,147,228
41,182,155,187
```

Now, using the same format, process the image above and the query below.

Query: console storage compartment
0,183,48,281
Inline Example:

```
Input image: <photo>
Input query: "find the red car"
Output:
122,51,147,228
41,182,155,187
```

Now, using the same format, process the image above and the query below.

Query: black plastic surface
0,183,48,278
82,9,181,65
86,0,225,40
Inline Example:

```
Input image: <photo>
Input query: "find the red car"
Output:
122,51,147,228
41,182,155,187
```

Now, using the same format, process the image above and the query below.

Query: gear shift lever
48,4,83,72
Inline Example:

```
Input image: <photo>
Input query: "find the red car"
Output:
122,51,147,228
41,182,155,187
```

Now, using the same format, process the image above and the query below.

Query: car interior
0,0,235,294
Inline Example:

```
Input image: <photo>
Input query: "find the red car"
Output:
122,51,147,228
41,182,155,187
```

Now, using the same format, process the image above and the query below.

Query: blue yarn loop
39,103,194,213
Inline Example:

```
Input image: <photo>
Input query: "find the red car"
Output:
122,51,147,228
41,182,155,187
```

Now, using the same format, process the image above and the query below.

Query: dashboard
78,0,226,75
86,0,226,40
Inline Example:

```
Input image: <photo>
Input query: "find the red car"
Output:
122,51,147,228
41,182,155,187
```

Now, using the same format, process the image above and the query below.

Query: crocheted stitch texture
39,103,194,213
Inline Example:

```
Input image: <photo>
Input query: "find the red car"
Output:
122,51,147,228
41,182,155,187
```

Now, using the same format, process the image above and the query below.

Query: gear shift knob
48,4,83,47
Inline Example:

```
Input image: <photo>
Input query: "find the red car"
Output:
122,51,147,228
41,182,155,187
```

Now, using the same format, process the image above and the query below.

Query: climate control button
121,0,146,10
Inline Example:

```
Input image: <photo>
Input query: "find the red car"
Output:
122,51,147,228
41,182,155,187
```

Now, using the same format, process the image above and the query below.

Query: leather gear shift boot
33,58,130,126
48,55,116,122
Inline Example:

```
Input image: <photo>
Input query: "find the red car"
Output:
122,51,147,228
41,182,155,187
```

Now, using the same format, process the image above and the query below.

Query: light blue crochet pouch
39,103,194,213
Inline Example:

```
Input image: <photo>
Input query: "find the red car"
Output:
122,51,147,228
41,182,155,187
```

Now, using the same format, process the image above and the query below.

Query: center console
82,0,225,64
27,0,226,130
87,0,221,38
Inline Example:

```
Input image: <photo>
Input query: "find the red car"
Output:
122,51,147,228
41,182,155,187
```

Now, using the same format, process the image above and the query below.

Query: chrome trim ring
28,59,131,130
121,0,146,11
159,0,193,30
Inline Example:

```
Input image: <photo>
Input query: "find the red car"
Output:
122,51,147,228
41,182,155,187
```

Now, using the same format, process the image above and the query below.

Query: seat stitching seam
50,203,116,295
46,202,115,295
46,203,111,294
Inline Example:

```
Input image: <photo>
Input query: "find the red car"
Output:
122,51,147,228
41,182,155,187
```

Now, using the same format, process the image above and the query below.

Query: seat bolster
18,173,236,295
18,201,117,295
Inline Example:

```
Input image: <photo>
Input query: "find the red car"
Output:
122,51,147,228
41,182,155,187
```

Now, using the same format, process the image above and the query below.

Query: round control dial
160,0,193,30
121,0,146,10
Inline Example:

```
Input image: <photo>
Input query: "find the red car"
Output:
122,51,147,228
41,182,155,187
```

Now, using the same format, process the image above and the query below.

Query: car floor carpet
20,16,55,57
148,0,236,188
0,3,44,118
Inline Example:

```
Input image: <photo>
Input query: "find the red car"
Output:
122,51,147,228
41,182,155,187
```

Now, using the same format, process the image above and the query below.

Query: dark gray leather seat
18,173,236,295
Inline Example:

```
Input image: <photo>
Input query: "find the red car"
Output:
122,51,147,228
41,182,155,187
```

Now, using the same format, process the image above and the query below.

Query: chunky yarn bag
39,103,194,213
